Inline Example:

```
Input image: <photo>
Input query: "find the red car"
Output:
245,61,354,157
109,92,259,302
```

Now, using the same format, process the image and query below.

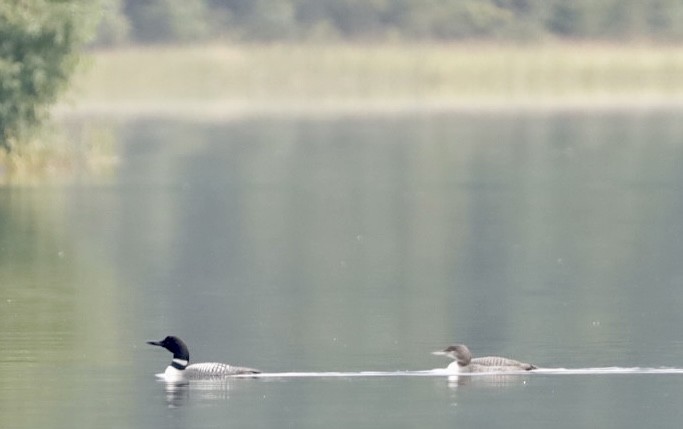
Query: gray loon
147,336,260,381
432,344,537,373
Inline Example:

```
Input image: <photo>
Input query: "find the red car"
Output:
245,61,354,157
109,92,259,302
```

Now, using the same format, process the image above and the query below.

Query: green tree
124,0,211,43
120,0,683,42
395,0,514,39
93,0,131,46
0,0,97,151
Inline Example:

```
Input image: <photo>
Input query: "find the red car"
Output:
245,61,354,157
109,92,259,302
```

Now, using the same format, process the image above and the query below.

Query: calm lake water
3,110,683,428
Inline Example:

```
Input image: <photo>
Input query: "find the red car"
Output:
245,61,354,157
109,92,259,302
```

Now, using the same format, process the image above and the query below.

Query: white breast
446,361,461,373
158,365,186,382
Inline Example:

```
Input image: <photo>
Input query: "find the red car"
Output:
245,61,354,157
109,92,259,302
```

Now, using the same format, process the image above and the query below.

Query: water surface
3,110,683,428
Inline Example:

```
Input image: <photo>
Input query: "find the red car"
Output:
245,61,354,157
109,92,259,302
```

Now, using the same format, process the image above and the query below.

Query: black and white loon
432,344,537,373
147,336,260,381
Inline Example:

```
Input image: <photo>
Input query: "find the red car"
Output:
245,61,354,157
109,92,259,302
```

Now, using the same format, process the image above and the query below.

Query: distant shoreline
60,42,683,119
55,97,683,121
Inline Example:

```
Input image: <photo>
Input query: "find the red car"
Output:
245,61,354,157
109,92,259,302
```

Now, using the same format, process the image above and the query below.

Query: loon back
185,362,261,378
472,356,537,371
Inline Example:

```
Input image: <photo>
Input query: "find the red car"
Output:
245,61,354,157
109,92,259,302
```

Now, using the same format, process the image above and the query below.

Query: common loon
432,344,537,373
147,336,260,381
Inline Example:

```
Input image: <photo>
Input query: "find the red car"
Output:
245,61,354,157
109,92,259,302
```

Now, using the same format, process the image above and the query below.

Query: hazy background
4,2,683,429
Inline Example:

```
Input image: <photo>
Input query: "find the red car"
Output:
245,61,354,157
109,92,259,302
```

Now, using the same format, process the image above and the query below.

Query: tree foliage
123,0,210,43
94,0,683,45
0,0,96,150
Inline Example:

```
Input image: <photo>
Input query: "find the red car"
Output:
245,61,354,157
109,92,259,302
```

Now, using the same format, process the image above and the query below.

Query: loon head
147,336,190,369
432,344,472,366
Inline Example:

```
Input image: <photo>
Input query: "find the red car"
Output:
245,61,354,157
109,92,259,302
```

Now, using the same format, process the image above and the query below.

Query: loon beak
432,350,447,356
147,340,163,347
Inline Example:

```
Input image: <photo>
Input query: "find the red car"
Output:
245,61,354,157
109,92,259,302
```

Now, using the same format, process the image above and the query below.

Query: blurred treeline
95,0,683,46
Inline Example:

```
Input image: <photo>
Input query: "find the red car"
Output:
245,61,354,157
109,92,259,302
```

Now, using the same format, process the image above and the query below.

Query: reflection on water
3,110,683,428
158,374,268,407
160,380,240,407
445,373,532,389
162,382,190,408
110,111,683,370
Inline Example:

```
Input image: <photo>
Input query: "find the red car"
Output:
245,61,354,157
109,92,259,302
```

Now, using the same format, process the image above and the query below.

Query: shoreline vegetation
0,125,118,185
9,41,683,183
58,42,683,118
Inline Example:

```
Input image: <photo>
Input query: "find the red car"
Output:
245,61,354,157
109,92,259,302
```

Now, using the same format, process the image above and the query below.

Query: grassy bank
60,42,683,116
0,125,118,185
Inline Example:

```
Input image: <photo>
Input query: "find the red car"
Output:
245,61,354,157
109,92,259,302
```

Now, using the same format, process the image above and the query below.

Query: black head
147,335,190,361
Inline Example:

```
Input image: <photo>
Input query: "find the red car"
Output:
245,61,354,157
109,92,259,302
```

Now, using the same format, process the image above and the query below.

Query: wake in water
533,367,683,375
158,367,683,405
226,367,683,378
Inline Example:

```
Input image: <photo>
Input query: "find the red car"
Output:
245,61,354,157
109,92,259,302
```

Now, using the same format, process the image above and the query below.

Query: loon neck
452,345,473,366
457,355,471,366
171,358,189,370
169,341,190,363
